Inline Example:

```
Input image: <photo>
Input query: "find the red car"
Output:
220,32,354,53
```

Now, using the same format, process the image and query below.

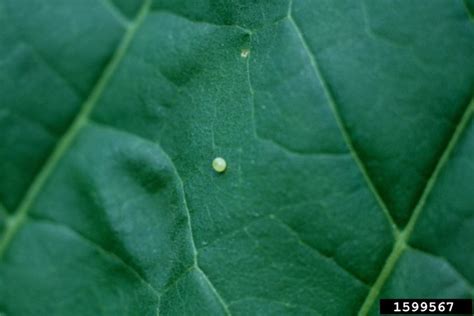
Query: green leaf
0,0,473,315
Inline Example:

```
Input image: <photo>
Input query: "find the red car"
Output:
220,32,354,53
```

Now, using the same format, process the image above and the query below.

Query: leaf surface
0,0,473,315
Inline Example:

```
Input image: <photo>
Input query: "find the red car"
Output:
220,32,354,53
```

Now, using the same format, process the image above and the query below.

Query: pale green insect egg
212,157,227,173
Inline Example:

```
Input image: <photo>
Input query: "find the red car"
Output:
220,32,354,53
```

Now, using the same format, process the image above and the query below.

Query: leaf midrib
288,2,474,312
358,97,474,315
0,0,152,258
0,2,234,313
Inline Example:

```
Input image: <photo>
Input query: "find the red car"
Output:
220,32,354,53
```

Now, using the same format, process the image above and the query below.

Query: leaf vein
27,215,161,299
358,96,474,315
287,1,398,236
98,0,130,27
270,215,369,286
156,133,233,315
408,245,474,291
81,119,233,313
196,266,232,315
0,0,152,258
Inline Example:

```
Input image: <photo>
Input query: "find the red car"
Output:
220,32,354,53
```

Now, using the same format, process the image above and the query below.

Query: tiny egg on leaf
212,157,227,173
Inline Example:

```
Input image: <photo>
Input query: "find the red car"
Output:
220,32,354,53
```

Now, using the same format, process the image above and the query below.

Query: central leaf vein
0,0,152,258
358,97,474,315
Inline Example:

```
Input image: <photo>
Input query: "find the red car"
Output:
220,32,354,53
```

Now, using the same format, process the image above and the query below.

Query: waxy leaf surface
0,0,473,315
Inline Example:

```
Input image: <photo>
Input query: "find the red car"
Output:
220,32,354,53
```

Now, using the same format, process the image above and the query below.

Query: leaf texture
0,0,473,315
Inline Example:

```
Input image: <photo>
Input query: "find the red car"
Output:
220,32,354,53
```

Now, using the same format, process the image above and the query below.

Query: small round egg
212,157,227,173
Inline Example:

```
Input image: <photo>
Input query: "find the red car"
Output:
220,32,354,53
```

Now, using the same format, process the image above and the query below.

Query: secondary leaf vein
98,0,130,27
153,131,233,316
28,215,161,299
287,2,398,236
408,245,474,291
